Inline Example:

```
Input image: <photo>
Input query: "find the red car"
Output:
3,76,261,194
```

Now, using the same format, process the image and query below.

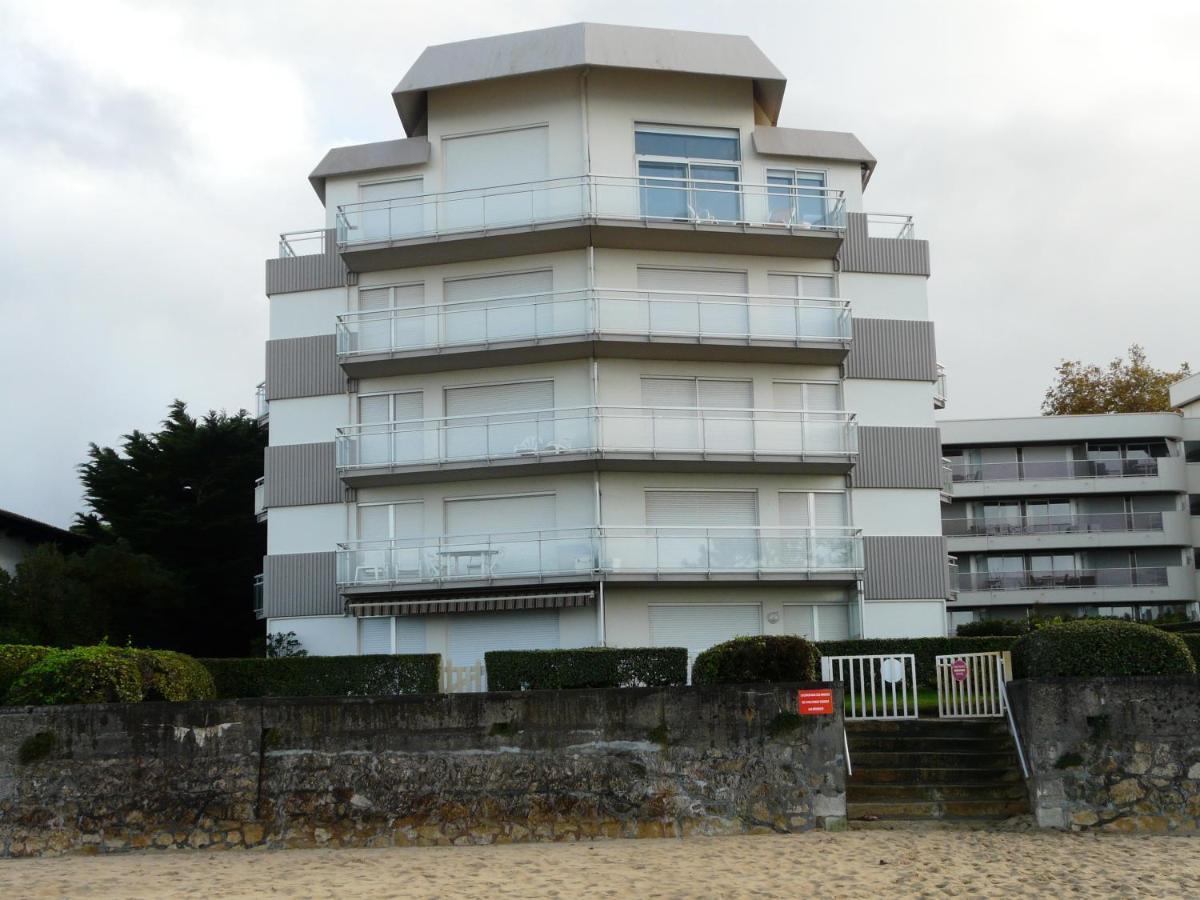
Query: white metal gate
935,651,1011,718
821,654,919,720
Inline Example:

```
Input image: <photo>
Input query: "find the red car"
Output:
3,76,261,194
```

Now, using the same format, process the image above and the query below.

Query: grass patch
843,687,939,716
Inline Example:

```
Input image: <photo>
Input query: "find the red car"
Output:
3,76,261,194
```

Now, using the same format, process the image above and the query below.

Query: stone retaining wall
1008,677,1200,832
0,683,845,856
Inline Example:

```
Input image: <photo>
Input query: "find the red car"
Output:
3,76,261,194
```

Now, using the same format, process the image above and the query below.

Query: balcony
253,476,266,523
335,406,858,484
954,565,1195,607
333,175,846,270
255,382,269,422
864,213,916,239
934,364,947,409
948,455,1186,497
943,510,1191,552
253,573,264,619
336,289,851,376
337,526,864,593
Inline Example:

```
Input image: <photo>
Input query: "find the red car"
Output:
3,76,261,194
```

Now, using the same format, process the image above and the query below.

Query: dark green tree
74,401,266,656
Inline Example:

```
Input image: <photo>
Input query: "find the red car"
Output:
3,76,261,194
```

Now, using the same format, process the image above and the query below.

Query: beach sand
3,829,1198,898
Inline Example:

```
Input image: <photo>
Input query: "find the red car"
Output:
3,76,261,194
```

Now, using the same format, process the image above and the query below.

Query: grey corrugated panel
838,212,931,276
844,318,937,382
263,443,342,507
264,551,340,617
265,229,352,294
265,334,346,400
853,426,943,488
309,138,430,202
863,535,950,600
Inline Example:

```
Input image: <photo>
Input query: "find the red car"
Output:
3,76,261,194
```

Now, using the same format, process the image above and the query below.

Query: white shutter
442,127,548,192
641,378,697,408
782,604,816,639
816,604,851,640
445,380,554,416
813,493,848,527
772,382,839,411
767,274,799,297
636,268,747,294
444,270,553,303
648,604,761,653
779,493,811,527
360,617,392,655
772,382,806,411
447,610,560,666
394,618,426,654
359,288,392,311
645,491,758,526
358,395,391,424
358,504,391,541
800,275,835,298
391,502,425,539
359,179,422,203
444,494,556,535
698,379,753,410
806,383,840,412
389,392,424,422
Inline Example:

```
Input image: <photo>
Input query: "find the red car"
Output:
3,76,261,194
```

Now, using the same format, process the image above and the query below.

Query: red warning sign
797,688,835,715
951,658,969,683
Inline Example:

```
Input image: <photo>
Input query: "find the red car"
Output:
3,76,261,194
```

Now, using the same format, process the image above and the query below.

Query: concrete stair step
848,783,1029,803
846,720,1010,739
851,750,1019,769
849,767,1023,785
847,735,1014,753
847,798,1030,821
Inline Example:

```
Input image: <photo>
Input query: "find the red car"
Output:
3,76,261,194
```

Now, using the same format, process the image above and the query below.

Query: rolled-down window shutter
444,494,557,535
645,491,758,526
698,379,753,411
447,610,560,666
636,268,747,295
389,392,424,422
779,493,811,527
647,604,762,653
445,380,554,416
813,493,848,527
360,617,392,655
443,270,554,303
816,605,850,640
641,378,697,409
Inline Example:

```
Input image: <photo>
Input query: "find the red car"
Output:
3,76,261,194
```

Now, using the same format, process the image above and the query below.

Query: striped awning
347,590,594,618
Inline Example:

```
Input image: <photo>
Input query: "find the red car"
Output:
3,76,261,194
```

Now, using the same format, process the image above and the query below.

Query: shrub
133,650,216,701
200,654,440,698
1180,634,1200,668
692,635,820,686
7,646,143,705
816,637,1018,689
485,647,687,691
0,645,53,698
1012,619,1197,678
956,620,1032,637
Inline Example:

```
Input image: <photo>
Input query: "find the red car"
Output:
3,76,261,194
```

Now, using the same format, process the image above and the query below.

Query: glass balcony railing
335,175,846,246
278,229,328,258
934,364,947,408
864,213,915,239
337,526,864,587
950,457,1162,483
957,566,1168,593
943,511,1165,537
336,289,851,358
253,573,264,618
335,406,857,471
255,382,269,420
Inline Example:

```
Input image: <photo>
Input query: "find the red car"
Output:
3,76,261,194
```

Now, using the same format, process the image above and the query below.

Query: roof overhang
392,22,787,136
308,137,431,202
753,127,877,187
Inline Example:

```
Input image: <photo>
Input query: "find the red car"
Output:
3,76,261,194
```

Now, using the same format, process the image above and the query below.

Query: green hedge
816,637,1019,689
4,646,217,706
0,645,53,698
693,635,820,685
200,654,441,698
1012,620,1197,678
1181,634,1200,667
484,647,687,691
134,650,216,701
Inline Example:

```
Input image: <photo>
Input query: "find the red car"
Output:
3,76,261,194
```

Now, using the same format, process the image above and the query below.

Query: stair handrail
997,655,1030,779
843,726,853,777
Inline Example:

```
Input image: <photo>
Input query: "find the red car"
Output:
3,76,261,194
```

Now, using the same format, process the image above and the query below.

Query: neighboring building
258,23,949,672
0,508,84,574
940,413,1199,631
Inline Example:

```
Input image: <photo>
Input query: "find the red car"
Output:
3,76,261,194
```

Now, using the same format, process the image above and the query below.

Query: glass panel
634,131,740,161
690,165,740,222
638,161,688,219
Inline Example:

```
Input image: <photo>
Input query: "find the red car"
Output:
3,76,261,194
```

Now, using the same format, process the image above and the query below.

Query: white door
443,493,557,578
636,267,748,337
648,604,762,674
765,272,837,338
442,126,549,230
444,380,555,461
779,491,850,569
770,381,843,454
639,377,752,453
443,269,555,345
356,284,426,353
359,178,424,241
357,392,423,466
782,604,851,641
356,501,424,581
644,490,758,571
447,610,560,668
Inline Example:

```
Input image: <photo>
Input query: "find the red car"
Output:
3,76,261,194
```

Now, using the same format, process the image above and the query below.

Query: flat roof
392,22,786,136
308,137,430,202
939,412,1184,446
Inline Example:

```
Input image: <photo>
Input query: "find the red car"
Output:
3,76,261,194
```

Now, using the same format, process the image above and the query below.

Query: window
356,391,424,466
356,283,426,352
766,169,828,226
443,493,558,578
779,492,851,568
355,501,425,581
640,377,753,452
444,380,555,460
1189,495,1200,516
358,178,423,241
442,269,555,345
635,125,740,222
636,267,749,337
441,125,549,229
1186,441,1200,463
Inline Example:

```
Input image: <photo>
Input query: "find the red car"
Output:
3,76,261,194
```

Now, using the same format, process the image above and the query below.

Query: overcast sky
2,0,1197,527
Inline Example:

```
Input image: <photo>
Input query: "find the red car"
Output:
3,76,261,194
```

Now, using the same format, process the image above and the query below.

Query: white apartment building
256,24,950,672
940,411,1200,631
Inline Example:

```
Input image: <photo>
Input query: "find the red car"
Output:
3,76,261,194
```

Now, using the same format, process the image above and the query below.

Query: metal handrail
957,565,1170,592
864,212,915,239
998,656,1030,779
950,457,1163,482
277,229,327,258
340,524,862,548
942,511,1166,536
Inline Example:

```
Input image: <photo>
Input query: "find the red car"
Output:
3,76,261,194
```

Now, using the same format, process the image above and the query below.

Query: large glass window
766,169,828,226
635,126,741,223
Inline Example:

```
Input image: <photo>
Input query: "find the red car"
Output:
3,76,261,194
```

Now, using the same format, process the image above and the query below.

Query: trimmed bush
7,646,143,705
485,647,687,691
1012,619,1197,678
0,645,53,698
200,654,440,698
134,650,216,701
1180,634,1200,668
955,620,1032,637
816,637,1018,689
692,635,820,685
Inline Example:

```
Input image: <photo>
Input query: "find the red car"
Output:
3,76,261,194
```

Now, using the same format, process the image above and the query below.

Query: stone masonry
0,683,846,856
1007,677,1200,832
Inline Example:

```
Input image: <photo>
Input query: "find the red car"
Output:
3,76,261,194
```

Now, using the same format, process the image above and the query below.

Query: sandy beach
2,829,1198,899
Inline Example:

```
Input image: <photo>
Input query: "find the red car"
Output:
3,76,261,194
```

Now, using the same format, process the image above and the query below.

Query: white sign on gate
821,654,919,720
935,651,1011,718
